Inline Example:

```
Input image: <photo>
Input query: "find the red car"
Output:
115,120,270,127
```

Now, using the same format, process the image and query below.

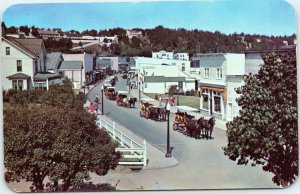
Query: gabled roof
4,37,44,58
59,61,83,70
34,73,61,81
7,73,31,80
37,30,60,35
47,52,63,70
144,76,186,83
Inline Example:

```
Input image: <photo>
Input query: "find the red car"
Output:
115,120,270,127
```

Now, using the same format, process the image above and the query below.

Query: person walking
94,94,99,112
89,102,95,113
158,95,162,107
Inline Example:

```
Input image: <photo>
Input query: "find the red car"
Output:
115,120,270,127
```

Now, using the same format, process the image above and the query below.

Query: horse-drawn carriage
139,98,167,121
105,86,116,100
173,106,216,139
116,91,137,108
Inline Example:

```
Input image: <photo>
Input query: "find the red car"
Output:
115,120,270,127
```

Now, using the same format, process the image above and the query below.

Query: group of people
158,95,175,107
89,94,101,115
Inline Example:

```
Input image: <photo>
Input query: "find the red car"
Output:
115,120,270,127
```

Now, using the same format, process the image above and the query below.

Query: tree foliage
4,80,120,191
223,52,298,187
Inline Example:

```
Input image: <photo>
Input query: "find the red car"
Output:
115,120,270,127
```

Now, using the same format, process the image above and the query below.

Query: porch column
220,94,225,120
200,95,203,109
46,79,49,91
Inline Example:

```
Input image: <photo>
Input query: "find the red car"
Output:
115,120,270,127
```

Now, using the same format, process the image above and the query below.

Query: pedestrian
158,95,162,107
94,94,99,112
89,102,95,113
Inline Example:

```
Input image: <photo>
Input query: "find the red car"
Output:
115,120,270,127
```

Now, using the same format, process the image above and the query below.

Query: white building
194,53,245,121
1,37,61,91
37,30,62,40
97,56,119,71
62,53,94,87
152,50,189,61
126,30,142,39
143,76,195,94
134,57,196,93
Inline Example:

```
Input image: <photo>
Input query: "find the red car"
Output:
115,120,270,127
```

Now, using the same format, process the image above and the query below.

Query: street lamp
176,86,179,106
165,102,172,158
138,81,141,101
101,85,104,115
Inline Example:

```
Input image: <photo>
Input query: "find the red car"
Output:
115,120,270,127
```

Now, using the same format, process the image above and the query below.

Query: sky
1,0,297,36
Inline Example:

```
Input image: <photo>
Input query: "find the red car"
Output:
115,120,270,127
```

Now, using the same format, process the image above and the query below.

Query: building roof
59,61,83,70
144,76,186,83
5,37,44,58
37,30,60,35
7,73,31,80
34,73,62,81
47,52,63,70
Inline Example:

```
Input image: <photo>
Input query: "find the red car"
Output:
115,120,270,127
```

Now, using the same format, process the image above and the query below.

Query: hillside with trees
3,23,296,56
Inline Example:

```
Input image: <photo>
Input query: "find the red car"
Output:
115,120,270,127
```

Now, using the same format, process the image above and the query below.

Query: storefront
199,85,226,120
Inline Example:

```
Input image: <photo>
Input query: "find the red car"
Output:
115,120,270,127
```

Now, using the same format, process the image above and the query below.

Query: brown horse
185,117,203,139
147,106,160,121
158,107,167,121
128,97,137,108
199,117,216,139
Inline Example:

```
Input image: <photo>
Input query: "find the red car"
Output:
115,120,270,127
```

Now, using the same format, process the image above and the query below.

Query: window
162,54,166,56
214,96,221,112
204,68,209,78
191,60,200,68
202,90,209,110
12,80,17,90
17,60,22,72
12,80,23,91
182,63,185,71
6,47,10,55
217,68,222,79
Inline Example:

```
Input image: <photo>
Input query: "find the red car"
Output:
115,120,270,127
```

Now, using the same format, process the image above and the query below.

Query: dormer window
204,68,209,78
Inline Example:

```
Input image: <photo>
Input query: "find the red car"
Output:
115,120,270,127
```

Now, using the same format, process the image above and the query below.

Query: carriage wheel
145,111,149,119
173,123,177,131
140,111,143,117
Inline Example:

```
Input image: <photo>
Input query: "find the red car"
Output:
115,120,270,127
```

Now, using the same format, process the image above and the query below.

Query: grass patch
144,93,200,109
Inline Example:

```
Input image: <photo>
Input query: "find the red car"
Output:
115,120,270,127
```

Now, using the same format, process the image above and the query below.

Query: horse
128,97,137,108
198,117,216,139
147,106,160,121
185,117,203,138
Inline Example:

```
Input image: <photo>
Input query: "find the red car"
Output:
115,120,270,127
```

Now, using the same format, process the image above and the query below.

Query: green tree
223,52,298,187
4,106,120,191
4,79,120,191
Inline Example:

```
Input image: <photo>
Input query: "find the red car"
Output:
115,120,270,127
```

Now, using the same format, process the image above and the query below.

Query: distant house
143,76,195,94
1,37,61,91
152,50,189,61
37,30,61,40
245,47,296,75
62,53,95,87
97,56,118,71
46,52,63,74
118,56,133,71
58,61,83,89
126,30,142,39
194,53,245,121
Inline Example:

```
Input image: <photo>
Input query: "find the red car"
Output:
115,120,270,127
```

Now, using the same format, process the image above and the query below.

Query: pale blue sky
1,0,297,36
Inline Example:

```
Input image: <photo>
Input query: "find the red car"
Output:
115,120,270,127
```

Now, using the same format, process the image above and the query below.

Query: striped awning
200,86,227,102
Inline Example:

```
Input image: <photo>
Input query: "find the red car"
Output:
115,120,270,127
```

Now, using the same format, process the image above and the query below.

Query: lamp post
176,86,179,106
83,81,86,96
165,102,172,158
101,85,104,115
138,81,141,101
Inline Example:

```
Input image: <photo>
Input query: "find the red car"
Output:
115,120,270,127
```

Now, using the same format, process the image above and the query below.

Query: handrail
96,116,147,167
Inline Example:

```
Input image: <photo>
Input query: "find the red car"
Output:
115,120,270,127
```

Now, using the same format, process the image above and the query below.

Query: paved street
86,75,279,190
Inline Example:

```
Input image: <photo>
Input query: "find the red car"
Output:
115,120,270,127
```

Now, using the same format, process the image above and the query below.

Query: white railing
96,116,147,167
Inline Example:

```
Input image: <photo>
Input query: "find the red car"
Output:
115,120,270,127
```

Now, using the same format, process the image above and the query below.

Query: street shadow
68,182,116,192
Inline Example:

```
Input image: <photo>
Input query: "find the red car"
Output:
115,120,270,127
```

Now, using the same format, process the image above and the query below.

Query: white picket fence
96,116,147,167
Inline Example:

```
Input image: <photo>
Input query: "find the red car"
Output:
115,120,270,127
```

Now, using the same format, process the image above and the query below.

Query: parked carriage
172,106,216,139
139,98,167,121
105,86,116,100
115,91,137,108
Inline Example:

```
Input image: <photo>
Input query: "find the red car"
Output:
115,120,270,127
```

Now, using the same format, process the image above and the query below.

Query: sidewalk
82,81,179,170
129,88,228,131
